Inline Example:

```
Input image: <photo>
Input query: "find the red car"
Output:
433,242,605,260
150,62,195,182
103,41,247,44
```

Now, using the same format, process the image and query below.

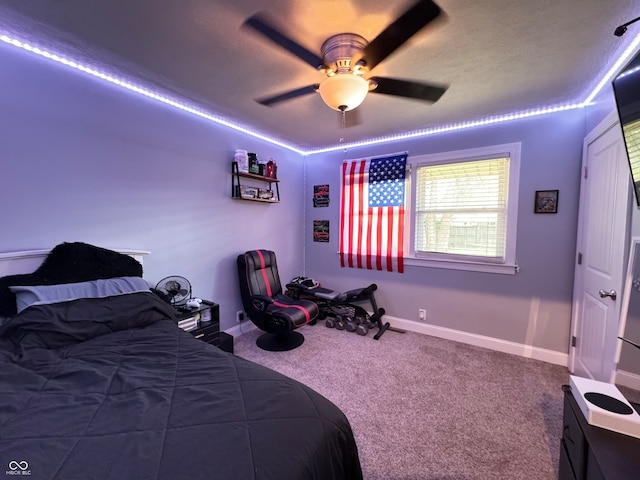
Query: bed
0,242,362,480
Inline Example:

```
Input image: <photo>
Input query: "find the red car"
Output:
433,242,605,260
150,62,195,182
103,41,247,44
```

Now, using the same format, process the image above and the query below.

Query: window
408,143,520,274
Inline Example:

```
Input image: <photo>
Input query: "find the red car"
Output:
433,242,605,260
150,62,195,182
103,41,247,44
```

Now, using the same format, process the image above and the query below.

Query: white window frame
406,143,521,275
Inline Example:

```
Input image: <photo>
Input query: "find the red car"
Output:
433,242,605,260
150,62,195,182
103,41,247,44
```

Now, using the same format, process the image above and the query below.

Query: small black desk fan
155,276,191,306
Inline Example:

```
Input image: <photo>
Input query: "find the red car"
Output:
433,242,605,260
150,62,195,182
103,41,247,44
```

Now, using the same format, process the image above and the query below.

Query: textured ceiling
0,0,638,150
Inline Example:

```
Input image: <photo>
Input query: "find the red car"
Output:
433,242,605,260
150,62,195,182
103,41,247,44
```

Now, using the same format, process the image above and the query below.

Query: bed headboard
0,243,150,316
0,247,149,277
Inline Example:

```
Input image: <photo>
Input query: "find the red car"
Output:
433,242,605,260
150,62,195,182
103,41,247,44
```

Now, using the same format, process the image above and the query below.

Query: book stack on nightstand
174,300,234,353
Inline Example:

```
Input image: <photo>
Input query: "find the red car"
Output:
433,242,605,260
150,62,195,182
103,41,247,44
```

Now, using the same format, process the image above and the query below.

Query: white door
570,111,631,382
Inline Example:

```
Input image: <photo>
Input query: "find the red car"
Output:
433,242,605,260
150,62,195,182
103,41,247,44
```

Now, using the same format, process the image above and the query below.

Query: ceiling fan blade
369,76,447,103
243,12,324,70
357,0,443,71
256,84,319,106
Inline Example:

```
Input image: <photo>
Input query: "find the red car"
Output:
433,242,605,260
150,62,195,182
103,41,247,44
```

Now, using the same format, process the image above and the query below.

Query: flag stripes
339,153,407,273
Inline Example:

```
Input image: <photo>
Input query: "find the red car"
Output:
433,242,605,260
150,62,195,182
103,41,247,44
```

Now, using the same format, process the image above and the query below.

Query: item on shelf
186,298,202,309
266,159,275,178
234,149,249,173
237,185,259,199
248,153,259,174
258,188,274,200
178,316,199,331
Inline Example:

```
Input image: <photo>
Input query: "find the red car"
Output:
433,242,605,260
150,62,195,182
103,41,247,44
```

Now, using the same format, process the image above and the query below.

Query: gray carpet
234,324,575,480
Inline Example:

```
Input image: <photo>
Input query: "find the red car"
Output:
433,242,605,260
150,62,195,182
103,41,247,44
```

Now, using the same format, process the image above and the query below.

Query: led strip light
0,34,306,155
1,30,640,156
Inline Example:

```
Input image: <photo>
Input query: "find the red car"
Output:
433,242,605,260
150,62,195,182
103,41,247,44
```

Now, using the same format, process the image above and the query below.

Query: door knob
599,289,617,300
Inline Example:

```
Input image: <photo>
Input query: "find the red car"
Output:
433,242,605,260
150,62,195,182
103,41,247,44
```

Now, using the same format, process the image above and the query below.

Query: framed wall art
313,184,330,207
313,220,330,242
534,190,558,214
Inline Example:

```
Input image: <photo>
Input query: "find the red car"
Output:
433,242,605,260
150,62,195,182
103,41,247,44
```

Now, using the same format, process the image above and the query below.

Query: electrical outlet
236,310,245,323
418,309,426,321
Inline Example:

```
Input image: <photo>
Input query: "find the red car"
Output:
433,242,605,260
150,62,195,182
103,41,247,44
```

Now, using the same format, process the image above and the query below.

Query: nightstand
174,301,234,353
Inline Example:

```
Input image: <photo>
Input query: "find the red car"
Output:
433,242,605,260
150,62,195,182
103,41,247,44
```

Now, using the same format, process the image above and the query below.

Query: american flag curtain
340,152,408,273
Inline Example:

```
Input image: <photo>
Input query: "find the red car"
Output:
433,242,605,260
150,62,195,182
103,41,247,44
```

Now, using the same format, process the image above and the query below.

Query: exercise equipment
287,281,390,340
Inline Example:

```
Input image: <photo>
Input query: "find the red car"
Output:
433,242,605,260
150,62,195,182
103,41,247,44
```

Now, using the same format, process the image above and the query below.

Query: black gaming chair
237,250,319,351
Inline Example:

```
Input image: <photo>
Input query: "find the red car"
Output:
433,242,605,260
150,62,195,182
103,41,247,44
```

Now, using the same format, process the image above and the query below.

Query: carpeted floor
234,323,573,480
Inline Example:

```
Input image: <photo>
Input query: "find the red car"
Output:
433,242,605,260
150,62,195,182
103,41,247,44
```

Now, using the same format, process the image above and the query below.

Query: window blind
415,156,510,262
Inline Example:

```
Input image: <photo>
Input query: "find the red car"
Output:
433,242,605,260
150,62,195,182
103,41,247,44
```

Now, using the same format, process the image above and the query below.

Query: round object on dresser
584,392,634,415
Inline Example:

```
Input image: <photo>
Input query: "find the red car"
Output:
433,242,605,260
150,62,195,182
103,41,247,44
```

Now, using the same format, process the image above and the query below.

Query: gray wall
2,38,634,363
303,111,586,354
0,42,306,331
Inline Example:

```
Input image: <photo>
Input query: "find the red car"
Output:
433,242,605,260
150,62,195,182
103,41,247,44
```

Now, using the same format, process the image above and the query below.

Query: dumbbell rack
287,282,390,340
325,304,373,335
340,284,389,340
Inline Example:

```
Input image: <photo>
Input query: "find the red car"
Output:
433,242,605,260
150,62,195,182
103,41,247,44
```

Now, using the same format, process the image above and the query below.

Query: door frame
569,109,632,376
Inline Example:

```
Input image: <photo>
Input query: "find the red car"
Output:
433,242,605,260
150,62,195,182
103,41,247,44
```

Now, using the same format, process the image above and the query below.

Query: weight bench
286,281,391,340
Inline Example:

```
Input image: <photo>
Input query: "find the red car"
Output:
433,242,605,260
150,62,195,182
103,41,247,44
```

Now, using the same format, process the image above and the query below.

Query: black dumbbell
353,314,365,325
356,324,369,336
325,317,336,328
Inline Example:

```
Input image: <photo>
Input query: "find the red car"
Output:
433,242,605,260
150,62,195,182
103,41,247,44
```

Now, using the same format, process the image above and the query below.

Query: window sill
404,256,518,275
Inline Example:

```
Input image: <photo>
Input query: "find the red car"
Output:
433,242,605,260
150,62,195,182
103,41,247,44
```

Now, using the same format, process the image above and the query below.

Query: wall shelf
231,161,280,203
231,196,279,204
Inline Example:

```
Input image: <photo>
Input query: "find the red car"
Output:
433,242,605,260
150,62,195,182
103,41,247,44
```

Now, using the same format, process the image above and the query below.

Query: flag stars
368,155,407,207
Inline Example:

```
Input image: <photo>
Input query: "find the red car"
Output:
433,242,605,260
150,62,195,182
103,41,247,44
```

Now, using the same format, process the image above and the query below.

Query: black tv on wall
613,49,640,207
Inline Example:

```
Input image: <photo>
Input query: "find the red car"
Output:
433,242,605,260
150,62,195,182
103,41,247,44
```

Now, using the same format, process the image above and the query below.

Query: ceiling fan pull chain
340,110,348,155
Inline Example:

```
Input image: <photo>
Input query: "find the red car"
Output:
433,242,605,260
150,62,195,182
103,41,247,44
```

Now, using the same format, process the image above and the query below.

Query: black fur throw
0,242,143,317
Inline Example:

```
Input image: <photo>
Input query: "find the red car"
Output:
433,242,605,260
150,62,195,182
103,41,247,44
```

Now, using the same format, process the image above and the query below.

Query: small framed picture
313,184,330,207
313,220,330,242
534,190,558,214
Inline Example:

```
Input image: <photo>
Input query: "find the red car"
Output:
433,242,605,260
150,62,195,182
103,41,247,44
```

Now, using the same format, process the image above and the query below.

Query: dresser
559,385,640,479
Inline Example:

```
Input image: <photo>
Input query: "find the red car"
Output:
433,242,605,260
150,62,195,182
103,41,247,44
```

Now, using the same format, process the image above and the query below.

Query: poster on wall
313,184,330,207
313,220,330,242
534,190,559,213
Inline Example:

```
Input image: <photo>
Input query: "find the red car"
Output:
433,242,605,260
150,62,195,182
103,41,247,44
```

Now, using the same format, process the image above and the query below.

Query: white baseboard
226,314,569,367
616,369,640,390
387,316,569,367
225,322,257,338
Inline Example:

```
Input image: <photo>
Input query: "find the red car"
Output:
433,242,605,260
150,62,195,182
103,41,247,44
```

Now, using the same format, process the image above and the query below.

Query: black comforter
0,292,362,480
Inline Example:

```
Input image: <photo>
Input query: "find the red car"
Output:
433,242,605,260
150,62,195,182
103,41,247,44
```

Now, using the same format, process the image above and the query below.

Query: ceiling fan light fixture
318,74,369,111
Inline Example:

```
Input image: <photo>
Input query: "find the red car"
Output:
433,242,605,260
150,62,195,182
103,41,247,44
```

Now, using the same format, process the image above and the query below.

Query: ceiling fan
243,0,448,114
